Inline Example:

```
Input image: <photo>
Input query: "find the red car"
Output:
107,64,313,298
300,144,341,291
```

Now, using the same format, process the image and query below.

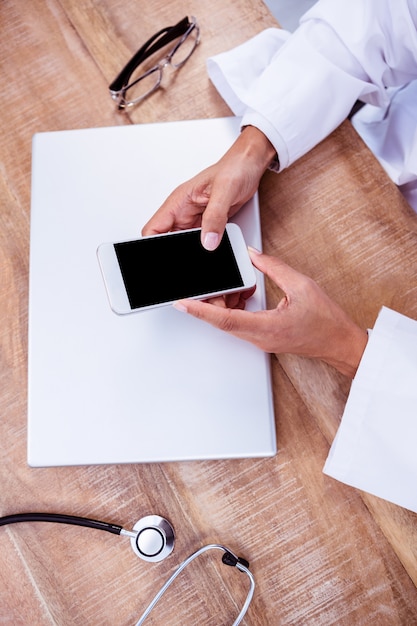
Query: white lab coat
207,0,417,513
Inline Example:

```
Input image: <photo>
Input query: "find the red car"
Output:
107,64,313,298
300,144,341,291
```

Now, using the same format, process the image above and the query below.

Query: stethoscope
0,511,255,625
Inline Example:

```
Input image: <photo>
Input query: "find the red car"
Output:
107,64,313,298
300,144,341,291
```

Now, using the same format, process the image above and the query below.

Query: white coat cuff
206,28,290,116
324,307,417,514
207,25,372,170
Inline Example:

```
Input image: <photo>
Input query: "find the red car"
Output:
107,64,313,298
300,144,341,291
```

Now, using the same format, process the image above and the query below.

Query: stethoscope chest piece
131,515,175,562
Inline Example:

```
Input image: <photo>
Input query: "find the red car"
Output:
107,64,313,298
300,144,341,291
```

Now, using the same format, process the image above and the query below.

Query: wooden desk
1,0,416,623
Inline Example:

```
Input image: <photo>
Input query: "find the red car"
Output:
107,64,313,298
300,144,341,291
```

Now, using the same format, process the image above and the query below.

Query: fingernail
173,301,188,313
203,232,219,251
248,245,262,255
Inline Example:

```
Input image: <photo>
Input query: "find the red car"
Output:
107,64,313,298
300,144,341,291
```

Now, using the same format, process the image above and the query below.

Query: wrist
324,326,368,379
239,125,278,172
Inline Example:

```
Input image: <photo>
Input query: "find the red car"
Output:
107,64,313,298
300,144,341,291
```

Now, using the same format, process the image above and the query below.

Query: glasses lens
170,25,199,68
123,66,162,106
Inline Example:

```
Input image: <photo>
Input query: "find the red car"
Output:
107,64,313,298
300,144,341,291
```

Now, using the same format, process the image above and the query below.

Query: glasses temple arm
109,16,191,92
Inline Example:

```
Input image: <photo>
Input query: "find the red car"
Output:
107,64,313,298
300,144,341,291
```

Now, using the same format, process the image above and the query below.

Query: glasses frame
109,16,200,109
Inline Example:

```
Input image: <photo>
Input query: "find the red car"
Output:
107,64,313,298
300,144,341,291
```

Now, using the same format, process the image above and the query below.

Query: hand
173,249,368,378
141,126,276,250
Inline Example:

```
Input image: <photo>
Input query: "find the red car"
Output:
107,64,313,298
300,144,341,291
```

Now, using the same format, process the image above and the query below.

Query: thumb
200,202,228,251
200,181,239,250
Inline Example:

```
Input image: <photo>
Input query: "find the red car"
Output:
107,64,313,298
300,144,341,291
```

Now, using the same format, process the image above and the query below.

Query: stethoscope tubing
0,512,124,534
135,543,255,626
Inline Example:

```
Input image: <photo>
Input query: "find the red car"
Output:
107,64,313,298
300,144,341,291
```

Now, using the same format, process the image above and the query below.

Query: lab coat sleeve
323,307,417,514
206,0,417,170
205,0,417,513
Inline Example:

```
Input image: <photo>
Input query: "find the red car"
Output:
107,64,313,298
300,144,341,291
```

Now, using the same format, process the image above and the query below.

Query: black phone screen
114,230,243,309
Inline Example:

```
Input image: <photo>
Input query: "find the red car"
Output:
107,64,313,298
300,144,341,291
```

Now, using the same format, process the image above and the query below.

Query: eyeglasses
109,16,200,110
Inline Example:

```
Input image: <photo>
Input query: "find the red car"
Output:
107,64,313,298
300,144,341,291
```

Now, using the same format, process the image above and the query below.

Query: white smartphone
97,223,257,314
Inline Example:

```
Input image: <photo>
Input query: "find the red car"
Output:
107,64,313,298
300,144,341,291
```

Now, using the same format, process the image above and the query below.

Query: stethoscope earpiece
129,515,175,562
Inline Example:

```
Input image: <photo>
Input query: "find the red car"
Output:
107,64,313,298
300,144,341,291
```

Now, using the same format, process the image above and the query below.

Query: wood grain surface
1,0,416,624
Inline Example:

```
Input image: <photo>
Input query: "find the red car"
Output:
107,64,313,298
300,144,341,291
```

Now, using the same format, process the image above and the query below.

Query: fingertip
202,232,220,251
141,222,160,237
173,300,188,313
248,246,266,270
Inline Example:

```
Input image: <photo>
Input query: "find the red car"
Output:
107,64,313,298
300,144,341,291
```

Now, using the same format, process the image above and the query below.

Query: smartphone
97,223,257,314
